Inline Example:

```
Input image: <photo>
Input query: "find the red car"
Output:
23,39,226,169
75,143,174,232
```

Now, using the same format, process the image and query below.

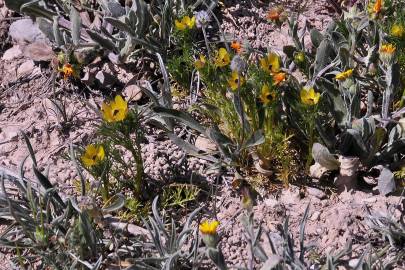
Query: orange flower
373,0,382,14
231,41,242,54
273,72,286,85
61,63,74,80
267,7,283,22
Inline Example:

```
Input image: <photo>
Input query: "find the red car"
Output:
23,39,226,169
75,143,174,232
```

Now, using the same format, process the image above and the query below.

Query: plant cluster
1,0,405,269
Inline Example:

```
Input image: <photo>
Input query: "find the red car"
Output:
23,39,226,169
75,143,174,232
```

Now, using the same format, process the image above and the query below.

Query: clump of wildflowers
81,144,105,168
101,95,128,123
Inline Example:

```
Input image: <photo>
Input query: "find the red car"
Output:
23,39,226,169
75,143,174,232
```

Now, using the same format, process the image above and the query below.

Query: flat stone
2,46,22,61
17,60,36,77
9,19,48,45
123,84,143,101
195,135,217,152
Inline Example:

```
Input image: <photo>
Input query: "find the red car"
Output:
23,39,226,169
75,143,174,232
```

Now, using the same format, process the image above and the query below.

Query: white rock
195,136,217,152
17,60,36,77
123,84,143,101
9,19,48,45
2,46,22,61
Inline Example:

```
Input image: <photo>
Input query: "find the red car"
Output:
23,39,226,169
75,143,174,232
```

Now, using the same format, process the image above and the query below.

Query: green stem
305,107,316,171
102,174,109,201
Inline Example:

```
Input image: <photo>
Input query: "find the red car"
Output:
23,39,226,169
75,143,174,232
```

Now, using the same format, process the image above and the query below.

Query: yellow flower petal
260,53,281,74
335,69,353,81
199,220,219,235
259,84,276,105
391,24,405,38
300,87,320,106
214,48,230,67
195,54,206,69
175,19,186,31
81,144,105,168
228,71,245,90
101,95,128,122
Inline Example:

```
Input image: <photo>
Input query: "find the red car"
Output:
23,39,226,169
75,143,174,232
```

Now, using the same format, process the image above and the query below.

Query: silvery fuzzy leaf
102,193,125,213
377,167,396,196
70,7,81,46
312,143,340,170
310,28,324,48
259,255,281,270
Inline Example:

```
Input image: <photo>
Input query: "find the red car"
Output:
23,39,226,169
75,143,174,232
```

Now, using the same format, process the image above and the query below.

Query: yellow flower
391,24,405,38
228,71,245,90
379,43,396,64
194,54,206,69
101,95,128,123
199,220,219,235
273,72,286,85
214,48,230,68
260,53,281,74
259,84,276,105
175,16,196,31
60,63,74,80
294,52,305,63
81,144,105,167
335,69,353,81
300,87,320,106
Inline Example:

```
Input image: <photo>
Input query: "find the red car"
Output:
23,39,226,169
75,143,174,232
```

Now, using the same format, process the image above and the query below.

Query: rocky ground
0,0,404,269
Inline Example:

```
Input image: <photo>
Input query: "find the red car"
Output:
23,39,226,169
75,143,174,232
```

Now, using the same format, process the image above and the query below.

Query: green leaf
242,130,265,150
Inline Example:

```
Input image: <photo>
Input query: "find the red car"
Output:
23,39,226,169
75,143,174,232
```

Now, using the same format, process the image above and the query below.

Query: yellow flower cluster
81,144,105,167
101,96,128,123
335,69,353,81
391,23,405,38
199,220,219,235
300,87,320,106
175,16,196,31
